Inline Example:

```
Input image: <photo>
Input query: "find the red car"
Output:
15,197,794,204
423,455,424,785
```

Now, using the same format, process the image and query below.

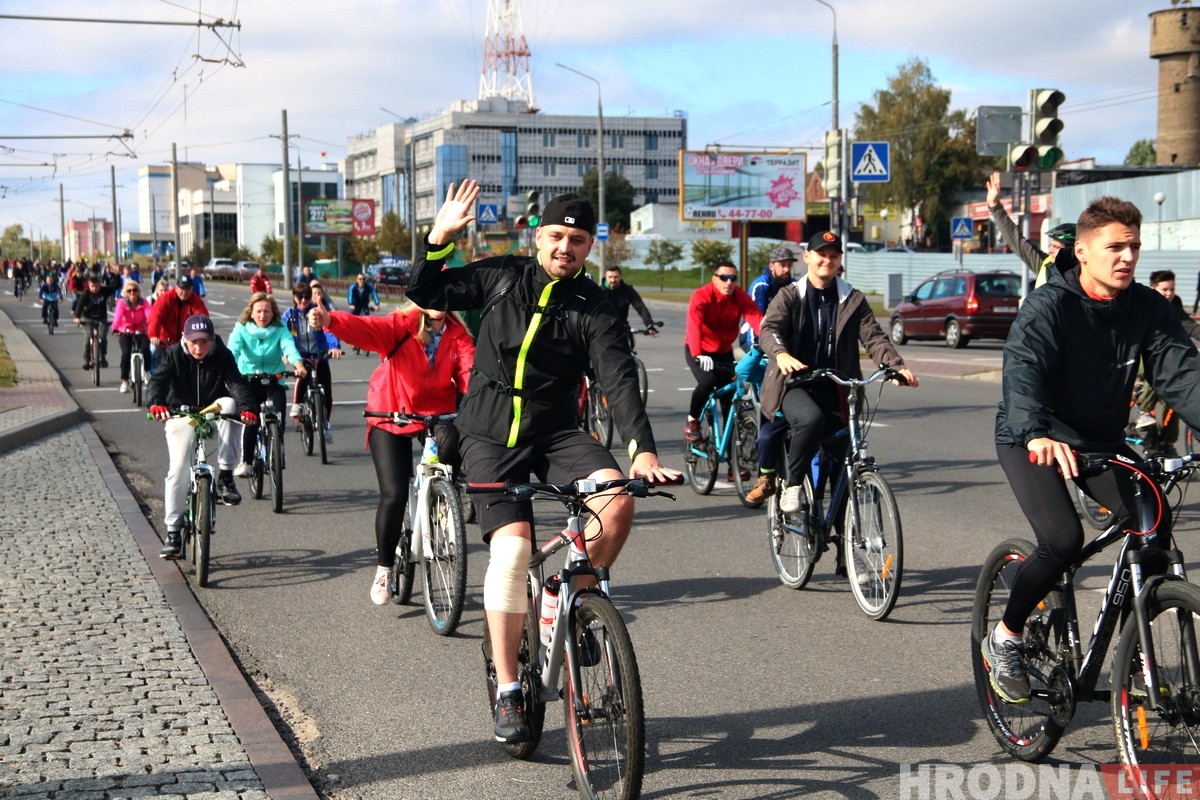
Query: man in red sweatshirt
148,274,209,349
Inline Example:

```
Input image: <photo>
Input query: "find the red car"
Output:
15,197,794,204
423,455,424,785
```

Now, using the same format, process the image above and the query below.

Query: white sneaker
289,403,302,418
370,566,391,605
118,380,129,393
779,485,802,514
233,462,253,478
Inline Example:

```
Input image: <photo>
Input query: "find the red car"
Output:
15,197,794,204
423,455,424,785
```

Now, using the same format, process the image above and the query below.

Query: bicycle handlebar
363,411,458,427
631,321,665,335
243,372,286,384
1075,450,1200,480
467,476,683,502
786,365,908,388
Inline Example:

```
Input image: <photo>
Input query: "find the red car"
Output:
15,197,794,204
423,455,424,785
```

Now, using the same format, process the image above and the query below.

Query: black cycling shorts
460,429,619,540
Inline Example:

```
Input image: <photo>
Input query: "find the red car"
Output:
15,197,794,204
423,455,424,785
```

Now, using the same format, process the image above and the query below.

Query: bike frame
688,377,743,464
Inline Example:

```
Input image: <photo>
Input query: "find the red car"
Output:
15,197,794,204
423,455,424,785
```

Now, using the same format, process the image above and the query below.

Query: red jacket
147,290,209,346
325,308,474,440
249,274,272,294
685,282,762,357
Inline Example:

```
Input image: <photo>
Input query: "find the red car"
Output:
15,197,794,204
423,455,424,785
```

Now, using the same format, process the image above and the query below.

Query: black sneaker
99,358,109,368
494,690,531,743
217,475,242,506
160,531,182,559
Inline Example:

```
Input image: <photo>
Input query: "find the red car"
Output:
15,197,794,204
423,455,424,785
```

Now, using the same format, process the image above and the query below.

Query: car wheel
890,317,908,346
945,319,969,349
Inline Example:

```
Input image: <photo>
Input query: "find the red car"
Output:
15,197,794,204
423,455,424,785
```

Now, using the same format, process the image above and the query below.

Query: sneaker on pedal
683,419,701,442
779,485,803,514
99,358,109,368
746,474,776,504
217,474,242,506
160,530,182,560
494,690,531,743
980,630,1031,704
370,566,391,605
119,380,129,393
289,403,302,418
233,462,254,478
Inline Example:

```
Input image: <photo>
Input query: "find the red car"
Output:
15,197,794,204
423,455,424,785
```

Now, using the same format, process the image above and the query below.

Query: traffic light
822,129,842,198
1031,88,1065,169
525,190,541,227
1008,143,1038,172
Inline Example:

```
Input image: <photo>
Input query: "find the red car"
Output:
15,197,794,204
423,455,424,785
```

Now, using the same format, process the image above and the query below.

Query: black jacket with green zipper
996,249,1200,450
407,242,656,458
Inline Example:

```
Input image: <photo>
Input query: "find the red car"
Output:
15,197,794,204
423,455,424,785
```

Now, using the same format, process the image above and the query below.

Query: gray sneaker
980,631,1031,704
779,485,802,514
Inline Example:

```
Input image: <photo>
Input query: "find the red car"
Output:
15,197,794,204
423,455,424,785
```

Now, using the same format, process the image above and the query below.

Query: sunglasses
714,274,738,282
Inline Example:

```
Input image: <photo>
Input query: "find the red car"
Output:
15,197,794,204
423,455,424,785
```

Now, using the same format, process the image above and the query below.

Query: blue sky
0,0,1161,237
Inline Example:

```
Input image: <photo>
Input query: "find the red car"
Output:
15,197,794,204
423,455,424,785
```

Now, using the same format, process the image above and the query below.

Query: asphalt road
15,279,1200,800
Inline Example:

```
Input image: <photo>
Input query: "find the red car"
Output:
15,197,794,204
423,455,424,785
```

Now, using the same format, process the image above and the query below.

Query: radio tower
478,0,536,110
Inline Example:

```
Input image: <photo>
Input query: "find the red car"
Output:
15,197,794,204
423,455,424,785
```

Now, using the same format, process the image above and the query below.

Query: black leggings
686,347,735,420
780,386,844,484
369,426,416,569
996,442,1151,634
117,333,150,381
241,380,287,463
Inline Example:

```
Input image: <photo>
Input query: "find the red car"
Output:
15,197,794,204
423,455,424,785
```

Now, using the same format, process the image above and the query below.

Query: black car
372,265,410,288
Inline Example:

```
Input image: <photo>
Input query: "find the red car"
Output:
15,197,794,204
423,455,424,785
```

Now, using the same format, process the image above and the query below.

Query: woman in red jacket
310,302,475,605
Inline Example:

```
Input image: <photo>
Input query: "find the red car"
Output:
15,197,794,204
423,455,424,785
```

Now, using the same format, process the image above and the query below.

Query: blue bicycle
683,371,761,506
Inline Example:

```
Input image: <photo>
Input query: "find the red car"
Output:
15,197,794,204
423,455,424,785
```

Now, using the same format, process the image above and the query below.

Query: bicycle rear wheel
131,355,144,406
684,413,717,495
588,383,614,449
1112,580,1200,773
1076,484,1116,531
193,476,213,588
843,471,903,620
483,592,546,760
391,529,417,605
635,357,648,406
732,405,760,508
422,479,468,636
971,538,1069,762
268,421,284,514
314,388,328,464
565,594,644,800
767,471,818,589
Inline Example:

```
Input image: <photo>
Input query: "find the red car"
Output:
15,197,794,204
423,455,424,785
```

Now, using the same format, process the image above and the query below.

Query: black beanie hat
539,193,596,234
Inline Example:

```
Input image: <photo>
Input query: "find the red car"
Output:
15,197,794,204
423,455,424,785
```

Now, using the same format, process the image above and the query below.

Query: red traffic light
515,216,529,228
1009,144,1038,172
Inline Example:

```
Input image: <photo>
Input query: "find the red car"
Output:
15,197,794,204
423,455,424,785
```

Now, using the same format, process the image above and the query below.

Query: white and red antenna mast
478,0,535,109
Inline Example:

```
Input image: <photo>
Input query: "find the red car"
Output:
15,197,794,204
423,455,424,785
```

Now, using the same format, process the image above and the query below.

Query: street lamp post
556,63,605,270
1154,191,1166,250
813,0,841,240
880,208,889,247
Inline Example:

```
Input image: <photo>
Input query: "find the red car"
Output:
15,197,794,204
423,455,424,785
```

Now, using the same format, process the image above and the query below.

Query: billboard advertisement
679,150,807,222
304,198,376,236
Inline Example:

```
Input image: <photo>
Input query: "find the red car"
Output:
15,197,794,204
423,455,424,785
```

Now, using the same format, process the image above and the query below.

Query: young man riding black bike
986,196,1200,704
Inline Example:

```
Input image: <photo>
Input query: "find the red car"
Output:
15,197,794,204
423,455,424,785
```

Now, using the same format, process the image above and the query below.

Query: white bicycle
364,411,468,636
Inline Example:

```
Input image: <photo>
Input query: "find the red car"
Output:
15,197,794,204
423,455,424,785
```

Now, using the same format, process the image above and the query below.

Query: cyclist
985,171,1076,288
111,281,152,394
72,272,119,370
39,272,63,327
347,273,380,317
602,266,656,347
248,264,272,295
11,259,28,298
984,196,1200,705
228,292,307,478
281,284,341,441
757,232,917,511
188,267,207,298
743,245,798,349
309,301,474,604
148,275,209,351
684,261,762,442
407,181,678,744
147,314,257,558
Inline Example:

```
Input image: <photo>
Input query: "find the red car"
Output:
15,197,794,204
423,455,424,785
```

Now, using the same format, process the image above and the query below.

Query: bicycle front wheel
422,479,468,636
970,538,1069,762
732,405,760,508
565,595,644,800
250,438,265,500
843,471,903,620
268,421,284,514
684,413,717,495
193,476,213,588
314,389,328,464
299,404,314,456
131,355,144,407
767,471,818,589
1112,580,1200,772
92,336,101,387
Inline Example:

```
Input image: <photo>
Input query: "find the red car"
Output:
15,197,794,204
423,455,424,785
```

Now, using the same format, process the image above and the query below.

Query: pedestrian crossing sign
850,141,890,183
478,203,499,225
951,217,973,239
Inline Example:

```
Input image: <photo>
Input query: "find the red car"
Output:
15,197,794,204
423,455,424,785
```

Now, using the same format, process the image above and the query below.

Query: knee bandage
483,536,532,614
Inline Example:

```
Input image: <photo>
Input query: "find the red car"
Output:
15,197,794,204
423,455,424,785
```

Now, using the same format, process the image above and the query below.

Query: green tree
748,241,778,277
580,168,637,231
1125,138,1157,166
260,235,283,266
377,211,411,259
348,234,381,268
691,238,734,275
1,224,27,260
645,239,684,291
854,57,990,249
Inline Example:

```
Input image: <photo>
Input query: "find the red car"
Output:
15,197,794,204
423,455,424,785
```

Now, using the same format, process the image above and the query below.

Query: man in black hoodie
983,196,1200,704
147,314,255,559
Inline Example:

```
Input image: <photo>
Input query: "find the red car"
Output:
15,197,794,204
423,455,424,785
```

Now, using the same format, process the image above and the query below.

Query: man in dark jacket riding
983,196,1200,705
407,180,678,745
147,314,256,559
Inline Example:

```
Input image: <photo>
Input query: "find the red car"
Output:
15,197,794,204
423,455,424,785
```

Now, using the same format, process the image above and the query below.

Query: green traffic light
1036,146,1063,170
528,215,540,227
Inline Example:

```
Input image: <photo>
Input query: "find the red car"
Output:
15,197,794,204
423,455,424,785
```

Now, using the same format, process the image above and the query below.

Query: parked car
205,258,236,270
888,269,1022,349
234,261,260,275
370,263,410,289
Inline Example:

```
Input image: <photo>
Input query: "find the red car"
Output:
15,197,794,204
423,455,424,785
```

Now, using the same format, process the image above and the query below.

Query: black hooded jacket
996,249,1200,450
146,335,254,412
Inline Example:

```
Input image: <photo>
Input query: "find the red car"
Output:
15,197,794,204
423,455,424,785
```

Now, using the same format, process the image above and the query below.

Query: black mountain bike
296,357,329,464
44,300,58,335
245,374,285,514
972,451,1200,781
